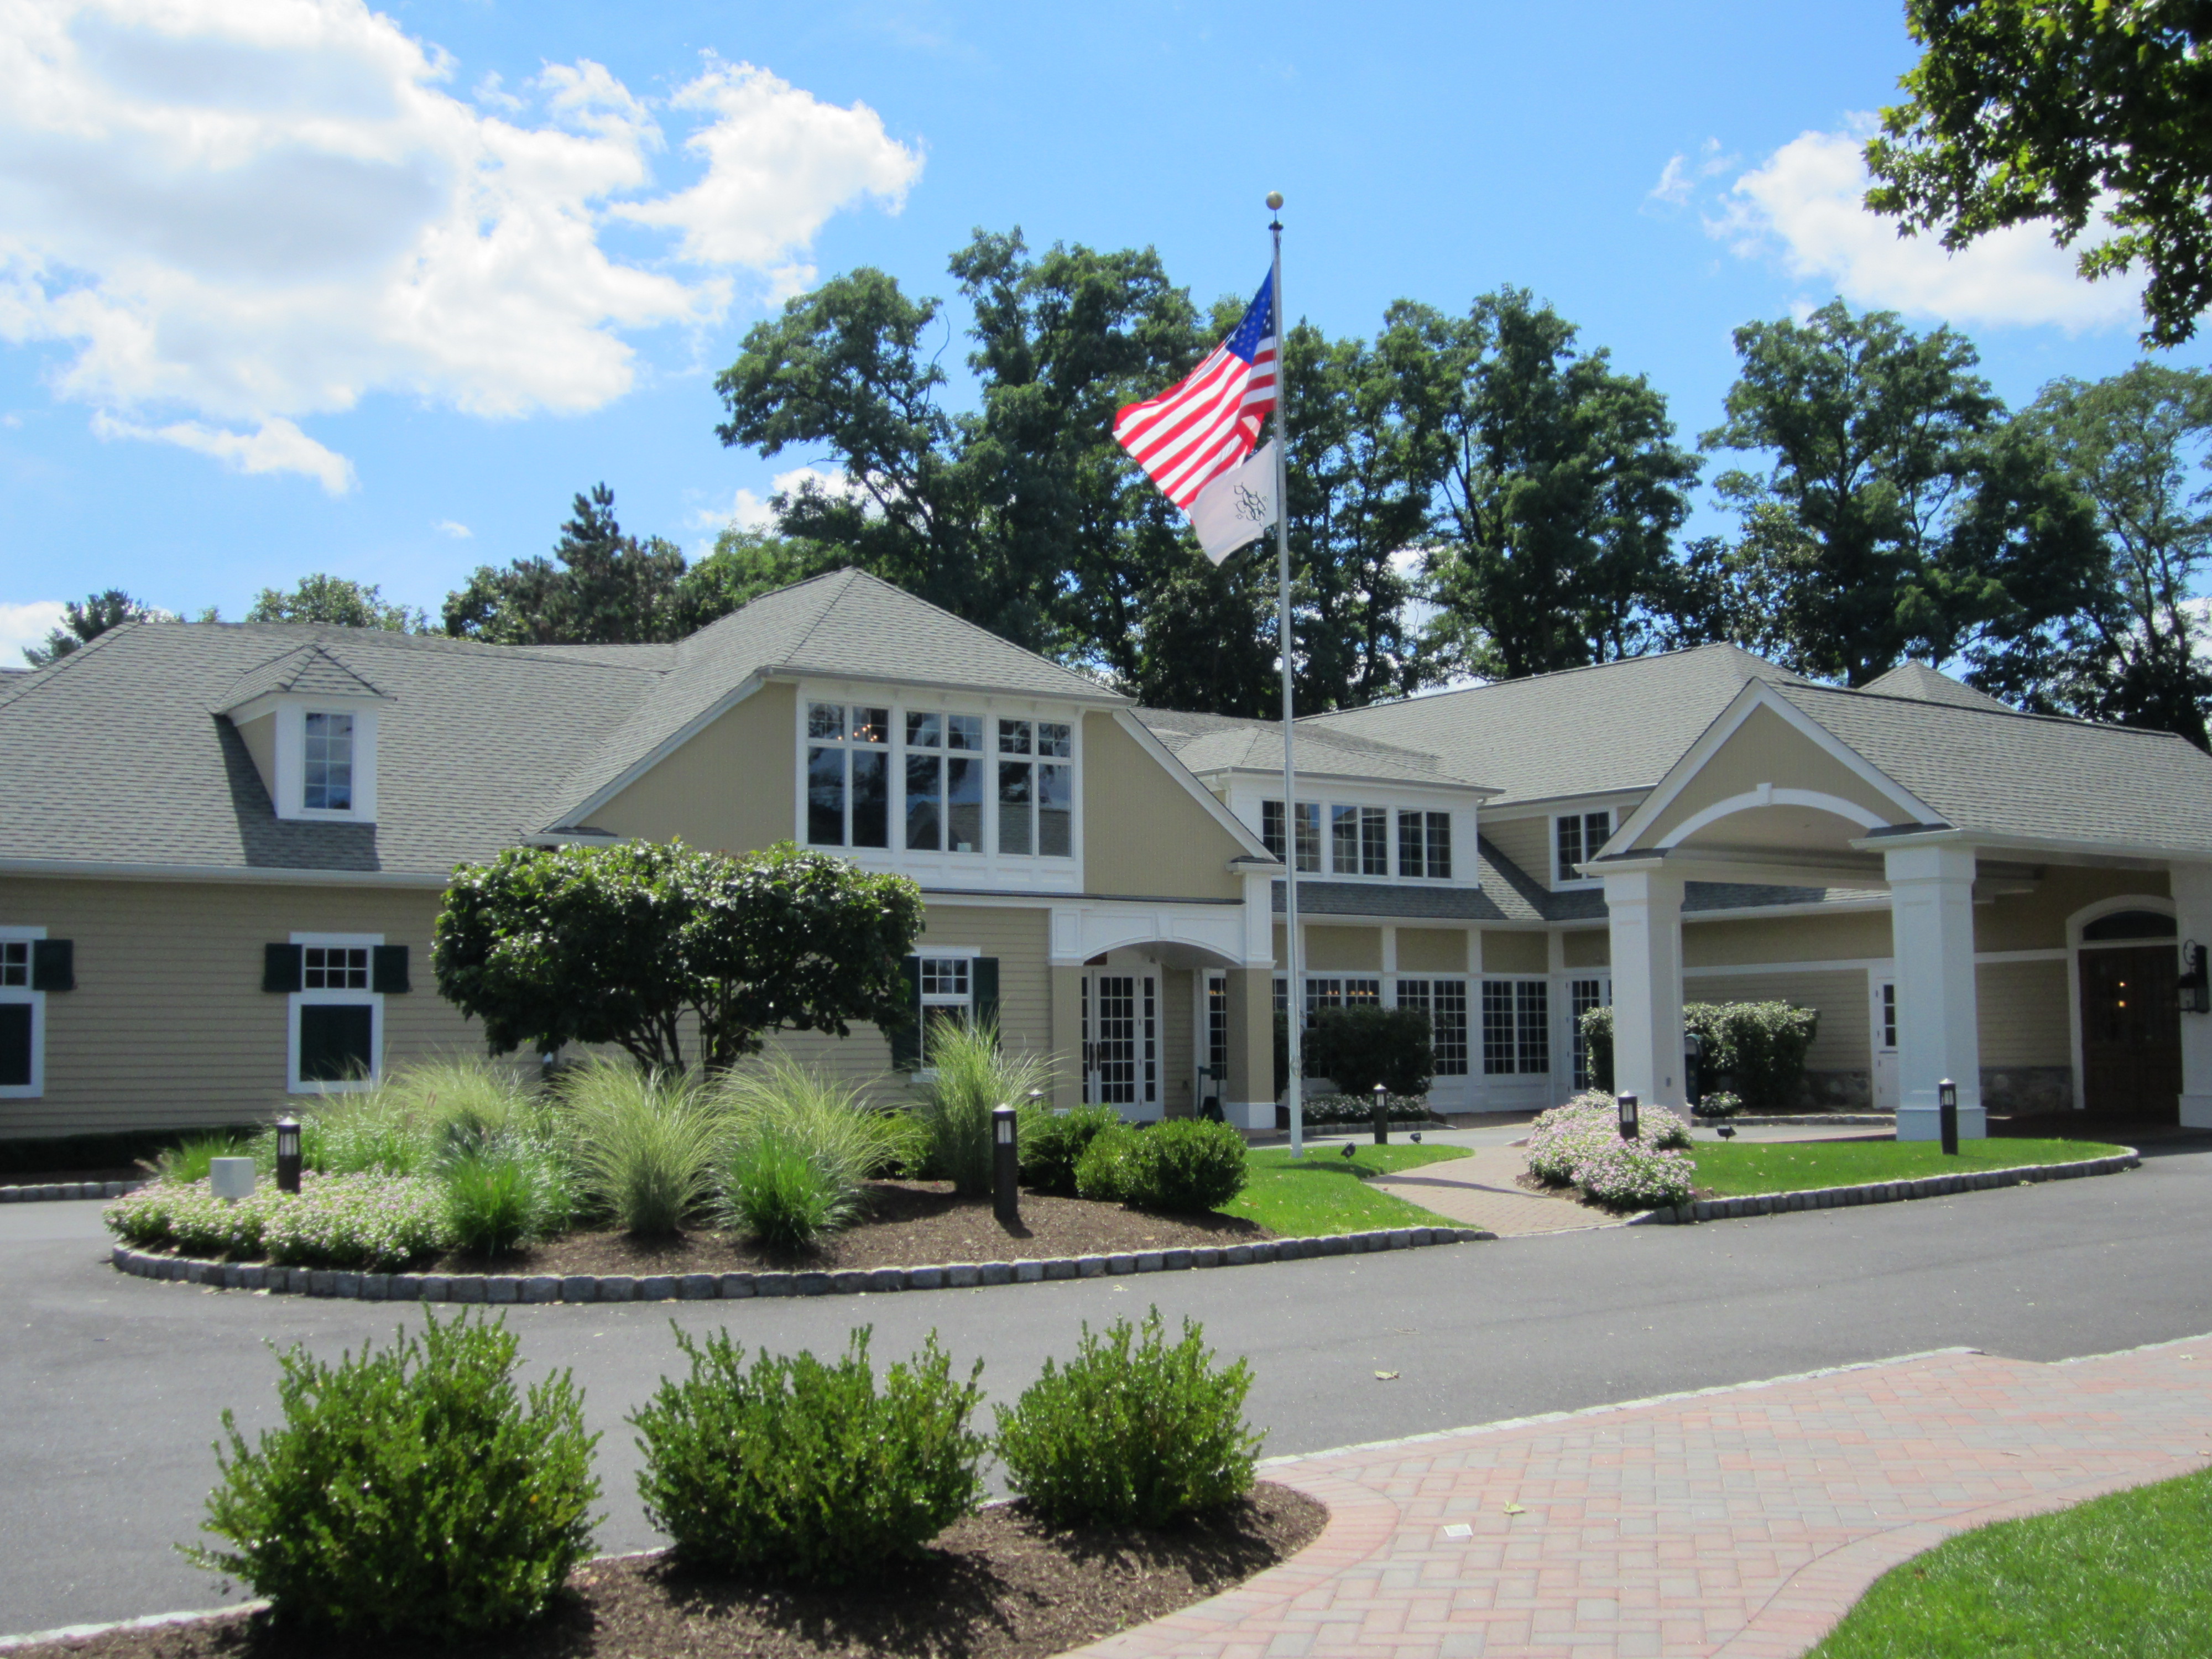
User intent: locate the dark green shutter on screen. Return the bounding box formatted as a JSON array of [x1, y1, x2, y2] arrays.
[[372, 945, 411, 994], [29, 939, 72, 992], [889, 956, 924, 1070], [973, 957, 1000, 1035], [262, 943, 303, 993]]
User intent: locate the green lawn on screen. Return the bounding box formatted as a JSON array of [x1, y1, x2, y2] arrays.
[[1809, 1465, 2212, 1658], [1222, 1143, 1470, 1235], [1692, 1136, 2128, 1197]]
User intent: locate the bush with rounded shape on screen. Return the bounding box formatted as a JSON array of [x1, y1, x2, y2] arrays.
[[995, 1308, 1261, 1527], [1694, 1089, 1745, 1120], [1074, 1123, 1138, 1202], [1304, 1004, 1434, 1097], [188, 1312, 599, 1639], [1570, 1140, 1696, 1209], [1114, 1120, 1249, 1213], [1019, 1102, 1123, 1196], [630, 1324, 985, 1584]]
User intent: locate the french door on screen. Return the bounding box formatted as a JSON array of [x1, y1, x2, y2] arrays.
[[1082, 968, 1160, 1112]]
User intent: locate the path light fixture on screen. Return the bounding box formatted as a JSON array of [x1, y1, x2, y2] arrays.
[[993, 1103, 1020, 1224], [1938, 1079, 1959, 1157], [1619, 1092, 1640, 1141], [274, 1116, 302, 1194], [1371, 1081, 1390, 1146], [1684, 1032, 1704, 1111]]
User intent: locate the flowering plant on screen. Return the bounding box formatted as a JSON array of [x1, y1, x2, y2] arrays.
[[1524, 1090, 1695, 1208], [106, 1172, 450, 1270]]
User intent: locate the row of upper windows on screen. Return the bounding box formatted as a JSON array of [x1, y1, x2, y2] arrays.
[[805, 701, 1075, 859], [1260, 800, 1454, 881]]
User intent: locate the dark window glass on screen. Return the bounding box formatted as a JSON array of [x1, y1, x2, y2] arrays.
[[1481, 980, 1516, 1074], [1360, 807, 1387, 875], [807, 701, 844, 740], [1332, 806, 1360, 874], [1038, 763, 1073, 856], [906, 752, 942, 850], [1263, 800, 1286, 860], [947, 756, 983, 852], [1516, 980, 1550, 1074], [947, 714, 983, 751], [2081, 910, 2177, 941], [1433, 979, 1469, 1076], [852, 707, 889, 744], [1345, 977, 1381, 1007], [851, 750, 889, 847], [300, 1004, 374, 1083], [0, 1003, 29, 1087], [806, 746, 845, 845], [1427, 812, 1453, 879], [1293, 803, 1321, 873], [999, 760, 1033, 854], [1, 940, 30, 988], [1038, 722, 1071, 758], [998, 718, 1032, 754], [1399, 812, 1425, 878], [1556, 814, 1583, 881]]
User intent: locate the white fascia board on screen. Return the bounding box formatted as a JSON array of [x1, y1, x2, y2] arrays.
[[0, 858, 451, 889], [1479, 787, 1650, 817], [773, 665, 1130, 708], [548, 674, 764, 832], [1608, 680, 1939, 859], [1198, 764, 1500, 800], [1110, 710, 1275, 859], [225, 687, 390, 727]]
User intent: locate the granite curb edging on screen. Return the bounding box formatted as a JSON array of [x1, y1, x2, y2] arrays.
[[108, 1224, 1496, 1302], [1636, 1146, 2140, 1225], [1, 1179, 143, 1204]]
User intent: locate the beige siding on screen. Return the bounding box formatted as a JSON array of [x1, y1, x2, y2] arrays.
[[1639, 703, 1906, 846], [1684, 967, 1867, 1072], [1396, 927, 1467, 973], [1082, 713, 1244, 900], [1482, 930, 1547, 974], [1483, 812, 1552, 886], [595, 680, 797, 853], [0, 876, 477, 1139], [1161, 966, 1195, 1117], [1307, 925, 1381, 971], [1563, 929, 1610, 968], [1976, 866, 2169, 953], [1978, 958, 2072, 1067], [1684, 909, 1891, 968]]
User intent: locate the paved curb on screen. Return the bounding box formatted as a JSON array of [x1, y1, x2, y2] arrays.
[[108, 1224, 1495, 1302], [1636, 1146, 2139, 1225], [0, 1179, 142, 1204], [1700, 1113, 1896, 1128]]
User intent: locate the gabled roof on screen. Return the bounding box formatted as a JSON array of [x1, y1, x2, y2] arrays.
[[1306, 644, 1804, 807], [1860, 660, 2013, 713], [215, 642, 392, 713], [1135, 707, 1495, 792]]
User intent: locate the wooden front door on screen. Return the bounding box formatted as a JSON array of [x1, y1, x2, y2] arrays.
[[2079, 946, 2182, 1122]]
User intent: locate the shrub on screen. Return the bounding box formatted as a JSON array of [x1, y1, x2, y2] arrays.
[[1579, 1002, 1821, 1109], [260, 1173, 449, 1270], [188, 1312, 598, 1639], [149, 1132, 251, 1186], [1019, 1102, 1123, 1196], [105, 1178, 274, 1257], [558, 1059, 722, 1235], [1295, 1092, 1432, 1126], [995, 1308, 1261, 1527], [719, 1134, 854, 1251], [630, 1325, 985, 1584], [1524, 1093, 1693, 1209], [1074, 1123, 1138, 1201], [1305, 1005, 1434, 1097], [442, 1145, 567, 1258], [1571, 1139, 1696, 1209], [1114, 1120, 1249, 1213], [917, 1020, 1050, 1197], [1694, 1089, 1745, 1119]]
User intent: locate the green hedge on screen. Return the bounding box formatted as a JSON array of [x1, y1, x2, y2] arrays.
[[1274, 1005, 1434, 1099], [1578, 1001, 1821, 1110]]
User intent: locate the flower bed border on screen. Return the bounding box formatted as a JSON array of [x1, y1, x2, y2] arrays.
[[3, 1180, 143, 1204], [108, 1224, 1492, 1302], [1635, 1146, 2138, 1225]]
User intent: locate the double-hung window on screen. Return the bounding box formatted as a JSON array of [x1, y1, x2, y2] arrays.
[[0, 930, 48, 1096], [302, 712, 354, 811], [918, 957, 972, 1060], [1261, 801, 1322, 872], [1395, 978, 1469, 1076], [1397, 811, 1453, 879], [904, 712, 985, 854], [1481, 978, 1550, 1075], [1569, 976, 1611, 1090], [280, 933, 392, 1092], [997, 719, 1074, 857], [807, 702, 890, 849], [1332, 806, 1388, 876], [1554, 810, 1612, 885]]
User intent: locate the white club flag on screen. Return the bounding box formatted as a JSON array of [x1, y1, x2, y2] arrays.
[[1188, 440, 1278, 565]]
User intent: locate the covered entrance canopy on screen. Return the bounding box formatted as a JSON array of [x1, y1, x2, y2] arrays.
[[1589, 675, 2212, 1140]]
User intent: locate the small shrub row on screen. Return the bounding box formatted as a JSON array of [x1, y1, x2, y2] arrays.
[[1074, 1118, 1249, 1212], [1293, 1092, 1432, 1126], [200, 1306, 1259, 1637]]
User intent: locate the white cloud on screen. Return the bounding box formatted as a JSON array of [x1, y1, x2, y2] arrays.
[[0, 599, 66, 665], [91, 409, 356, 492], [690, 464, 863, 534], [432, 517, 471, 538], [1646, 138, 1734, 210], [1709, 124, 2142, 332], [0, 2, 924, 478]]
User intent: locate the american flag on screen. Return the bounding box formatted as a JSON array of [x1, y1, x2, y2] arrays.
[[1114, 271, 1278, 511]]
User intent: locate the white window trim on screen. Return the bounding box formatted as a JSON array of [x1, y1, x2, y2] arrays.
[[286, 931, 384, 1095], [0, 925, 48, 1099], [1259, 795, 1467, 885], [910, 947, 983, 1080]]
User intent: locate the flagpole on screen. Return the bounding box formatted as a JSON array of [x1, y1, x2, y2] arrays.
[[1268, 192, 1303, 1161]]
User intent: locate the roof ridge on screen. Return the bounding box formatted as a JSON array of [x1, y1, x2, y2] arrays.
[[770, 566, 869, 670], [0, 615, 147, 711], [1305, 641, 1798, 720], [1784, 679, 2197, 743], [784, 567, 1111, 696]]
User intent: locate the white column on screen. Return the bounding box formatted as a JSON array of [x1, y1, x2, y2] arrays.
[[1885, 842, 1984, 1141], [2170, 863, 2212, 1128], [1603, 866, 1686, 1119]]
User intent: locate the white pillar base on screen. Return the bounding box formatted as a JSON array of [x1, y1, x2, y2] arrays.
[[1896, 1103, 1987, 1142], [1228, 1099, 1275, 1131], [2182, 1093, 2212, 1130]]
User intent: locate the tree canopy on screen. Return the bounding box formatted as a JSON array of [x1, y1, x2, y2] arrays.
[[1866, 0, 2212, 347], [445, 484, 692, 645], [247, 575, 426, 632], [431, 840, 924, 1073], [22, 589, 169, 668]]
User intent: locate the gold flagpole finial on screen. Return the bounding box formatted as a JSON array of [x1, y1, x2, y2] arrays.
[[1265, 191, 1284, 210]]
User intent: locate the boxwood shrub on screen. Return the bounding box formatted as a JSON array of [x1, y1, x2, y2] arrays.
[[630, 1324, 985, 1584], [1020, 1102, 1124, 1196], [1115, 1119, 1249, 1213], [188, 1312, 599, 1639]]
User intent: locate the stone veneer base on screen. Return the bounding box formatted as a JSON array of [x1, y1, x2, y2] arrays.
[[1637, 1147, 2139, 1225]]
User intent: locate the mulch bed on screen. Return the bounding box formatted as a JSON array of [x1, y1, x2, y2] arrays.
[[418, 1181, 1271, 1278], [23, 1484, 1325, 1659]]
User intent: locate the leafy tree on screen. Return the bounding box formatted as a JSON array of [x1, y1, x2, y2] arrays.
[[246, 575, 426, 632], [23, 589, 171, 667], [432, 840, 924, 1073], [1866, 1, 2212, 348], [1997, 363, 2212, 743], [674, 526, 848, 631], [443, 485, 687, 645], [1408, 289, 1699, 680], [1700, 299, 2101, 687]]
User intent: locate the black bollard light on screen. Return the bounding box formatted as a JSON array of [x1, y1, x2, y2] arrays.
[[1684, 1032, 1703, 1112], [1938, 1078, 1959, 1156], [274, 1115, 302, 1194], [993, 1103, 1020, 1224], [1371, 1081, 1390, 1145], [1619, 1091, 1640, 1141]]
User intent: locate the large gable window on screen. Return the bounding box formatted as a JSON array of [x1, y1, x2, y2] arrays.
[[997, 719, 1074, 858], [806, 702, 890, 850], [901, 711, 984, 853], [1262, 801, 1322, 873], [1554, 810, 1612, 885]]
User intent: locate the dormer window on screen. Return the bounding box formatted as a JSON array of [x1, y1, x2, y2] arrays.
[[217, 643, 389, 825], [304, 713, 354, 811]]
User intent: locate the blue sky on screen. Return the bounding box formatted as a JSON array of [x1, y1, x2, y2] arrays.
[[0, 0, 2190, 660]]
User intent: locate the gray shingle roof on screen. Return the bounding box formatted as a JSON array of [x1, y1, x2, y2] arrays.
[[1136, 708, 1494, 790], [1307, 644, 1803, 806], [215, 642, 390, 712], [1859, 660, 2013, 712], [1775, 682, 2212, 857]]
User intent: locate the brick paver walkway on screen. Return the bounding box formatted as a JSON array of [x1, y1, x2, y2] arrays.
[[1070, 1336, 2212, 1659], [1369, 1146, 1609, 1237]]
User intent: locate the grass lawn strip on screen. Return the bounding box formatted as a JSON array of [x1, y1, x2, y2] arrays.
[[1692, 1137, 2131, 1198], [1808, 1464, 2212, 1658], [9, 1486, 1325, 1659], [1223, 1144, 1470, 1235]]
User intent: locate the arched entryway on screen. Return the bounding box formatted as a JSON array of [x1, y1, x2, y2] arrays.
[[2072, 901, 2182, 1124]]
